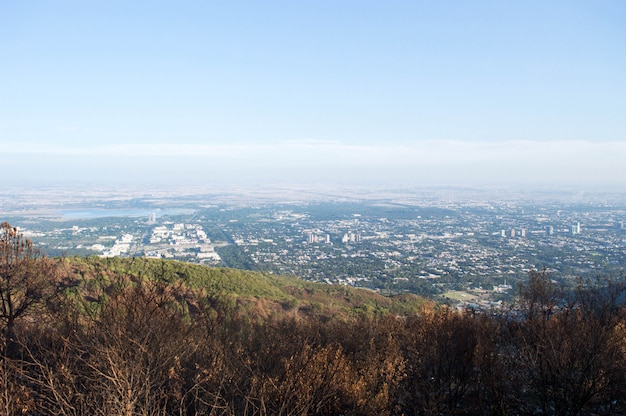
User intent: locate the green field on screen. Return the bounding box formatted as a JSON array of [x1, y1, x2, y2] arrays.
[[442, 290, 481, 302]]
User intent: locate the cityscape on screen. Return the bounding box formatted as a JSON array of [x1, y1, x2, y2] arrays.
[[3, 185, 625, 309], [4, 3, 626, 414]]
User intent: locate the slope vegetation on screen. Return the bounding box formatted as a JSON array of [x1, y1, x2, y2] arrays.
[[60, 256, 432, 320], [2, 221, 625, 416]]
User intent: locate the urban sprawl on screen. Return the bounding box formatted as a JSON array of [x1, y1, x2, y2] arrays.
[[3, 186, 626, 309]]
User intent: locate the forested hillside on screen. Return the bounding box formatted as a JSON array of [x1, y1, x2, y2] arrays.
[[2, 222, 626, 415]]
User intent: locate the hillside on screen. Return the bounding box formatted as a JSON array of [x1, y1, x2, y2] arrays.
[[59, 256, 432, 320], [2, 222, 625, 416]]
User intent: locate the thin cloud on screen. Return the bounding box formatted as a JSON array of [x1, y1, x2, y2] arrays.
[[3, 140, 626, 186], [4, 139, 626, 160]]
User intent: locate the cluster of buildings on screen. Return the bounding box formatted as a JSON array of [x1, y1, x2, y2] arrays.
[[500, 228, 526, 237], [501, 222, 582, 238], [221, 202, 625, 299], [304, 231, 331, 244], [9, 190, 626, 306], [101, 234, 135, 257], [143, 222, 221, 263]]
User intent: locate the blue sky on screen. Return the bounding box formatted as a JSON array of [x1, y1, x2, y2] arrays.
[[1, 1, 625, 187]]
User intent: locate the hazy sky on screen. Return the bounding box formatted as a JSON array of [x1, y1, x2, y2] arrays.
[[2, 1, 625, 188]]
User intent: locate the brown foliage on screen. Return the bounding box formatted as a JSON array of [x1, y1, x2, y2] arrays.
[[512, 272, 626, 416], [0, 244, 625, 416], [0, 222, 56, 354]]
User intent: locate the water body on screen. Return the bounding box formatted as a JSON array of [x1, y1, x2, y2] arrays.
[[59, 208, 195, 219]]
